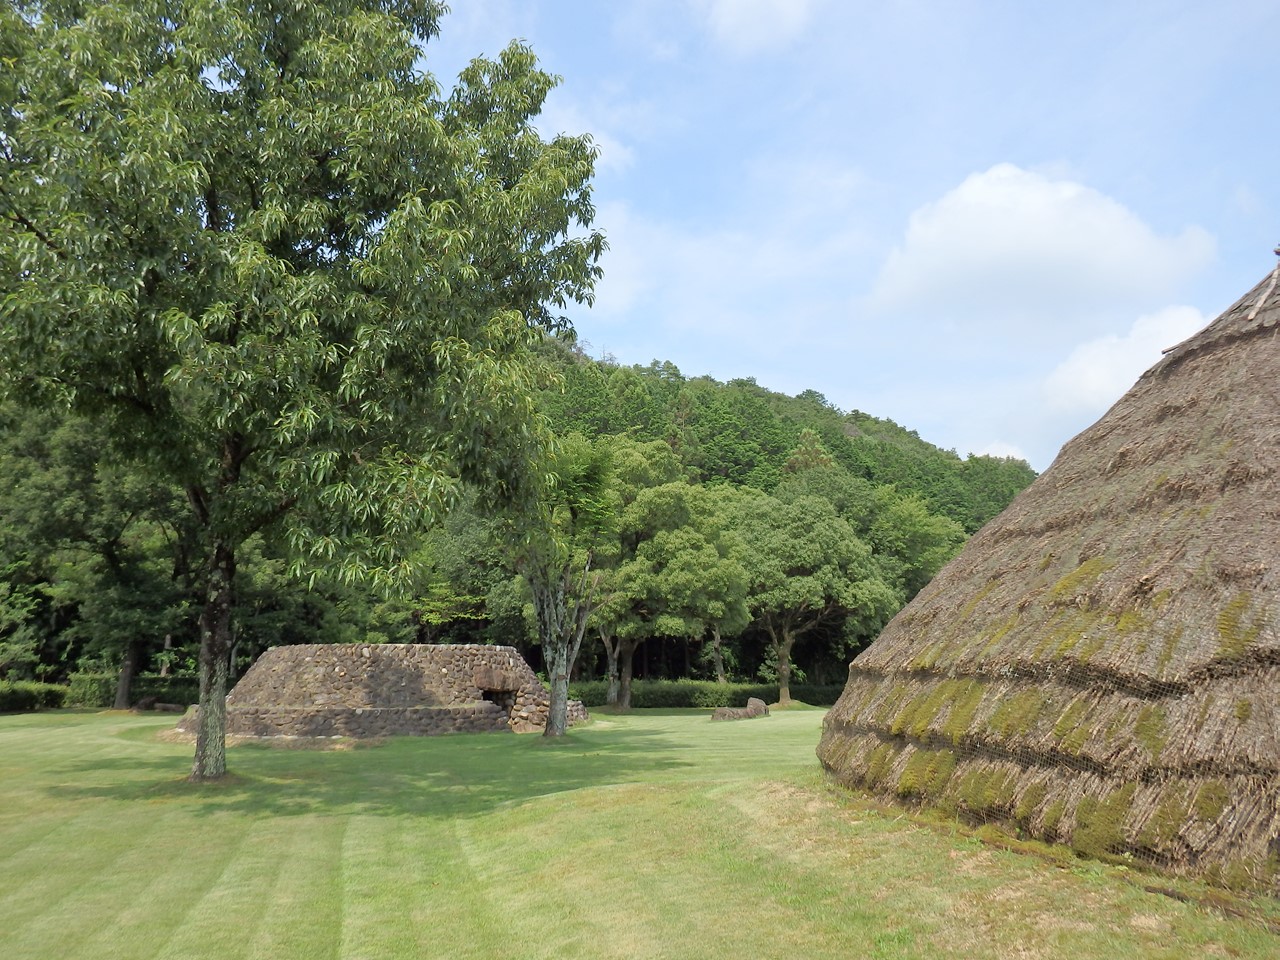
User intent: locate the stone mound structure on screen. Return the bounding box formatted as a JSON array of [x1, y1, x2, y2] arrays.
[[818, 262, 1280, 892], [177, 643, 587, 738]]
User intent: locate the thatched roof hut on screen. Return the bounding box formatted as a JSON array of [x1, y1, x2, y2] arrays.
[[818, 264, 1280, 891]]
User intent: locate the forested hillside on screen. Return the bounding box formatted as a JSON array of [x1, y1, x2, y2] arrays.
[[0, 337, 1034, 706], [539, 338, 1035, 533]]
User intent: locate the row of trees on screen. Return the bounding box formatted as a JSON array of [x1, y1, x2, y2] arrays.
[[0, 2, 1035, 777], [0, 349, 1036, 714], [0, 404, 977, 709]]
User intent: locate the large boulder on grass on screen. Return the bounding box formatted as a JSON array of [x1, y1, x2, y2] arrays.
[[712, 697, 771, 721]]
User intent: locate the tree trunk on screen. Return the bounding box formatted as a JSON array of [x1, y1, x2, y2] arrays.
[[190, 540, 235, 781], [767, 622, 796, 707], [617, 636, 640, 711], [159, 633, 172, 677], [709, 625, 727, 684], [600, 628, 620, 705], [113, 637, 144, 710], [530, 571, 569, 736], [776, 650, 793, 706], [529, 555, 595, 738], [544, 640, 570, 736]]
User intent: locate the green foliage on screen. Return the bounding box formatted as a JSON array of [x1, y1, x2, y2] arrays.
[[0, 575, 43, 679], [0, 680, 66, 711], [65, 673, 117, 708], [783, 428, 835, 474], [676, 378, 796, 489], [537, 351, 1037, 537], [601, 482, 750, 645], [732, 492, 899, 700], [66, 673, 199, 708], [841, 411, 1038, 533], [0, 1, 1041, 708], [0, 403, 195, 682], [567, 679, 844, 708], [511, 434, 615, 734]]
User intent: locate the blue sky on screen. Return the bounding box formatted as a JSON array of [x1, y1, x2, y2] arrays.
[[425, 0, 1277, 470]]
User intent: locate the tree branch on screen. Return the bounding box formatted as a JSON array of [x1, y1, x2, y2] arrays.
[[0, 192, 67, 261]]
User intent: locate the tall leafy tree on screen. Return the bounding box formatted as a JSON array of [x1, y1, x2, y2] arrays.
[[687, 485, 753, 683], [511, 434, 613, 736], [775, 464, 965, 603], [588, 436, 682, 704], [594, 480, 696, 708], [782, 427, 835, 474], [594, 480, 749, 704], [0, 2, 602, 777], [733, 494, 897, 705]]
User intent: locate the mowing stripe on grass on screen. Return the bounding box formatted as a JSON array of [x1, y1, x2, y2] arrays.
[[0, 802, 178, 928], [4, 813, 253, 960], [148, 818, 290, 960], [337, 814, 479, 960], [246, 817, 346, 960], [79, 816, 293, 960], [2, 710, 1277, 960]]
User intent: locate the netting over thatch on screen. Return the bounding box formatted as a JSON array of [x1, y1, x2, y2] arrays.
[[818, 266, 1280, 892]]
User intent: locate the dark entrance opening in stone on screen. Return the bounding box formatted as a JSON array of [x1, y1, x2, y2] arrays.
[[481, 689, 516, 722]]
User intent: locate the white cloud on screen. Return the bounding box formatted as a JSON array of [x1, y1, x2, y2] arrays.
[[846, 165, 1223, 469], [586, 153, 873, 332], [870, 164, 1215, 342], [1043, 305, 1208, 413], [689, 0, 819, 54], [536, 97, 635, 175]]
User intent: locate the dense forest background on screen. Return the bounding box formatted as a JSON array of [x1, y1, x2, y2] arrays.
[[0, 336, 1036, 704]]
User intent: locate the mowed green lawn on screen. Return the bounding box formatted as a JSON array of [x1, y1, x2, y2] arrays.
[[1, 709, 1276, 960]]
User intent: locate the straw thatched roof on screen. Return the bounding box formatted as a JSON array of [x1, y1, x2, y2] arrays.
[[818, 264, 1280, 891]]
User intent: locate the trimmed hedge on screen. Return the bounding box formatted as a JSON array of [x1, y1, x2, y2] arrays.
[[0, 681, 68, 712], [65, 673, 200, 708], [567, 679, 846, 709]]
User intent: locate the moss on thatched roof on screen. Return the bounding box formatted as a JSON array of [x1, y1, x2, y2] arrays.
[[818, 266, 1280, 893]]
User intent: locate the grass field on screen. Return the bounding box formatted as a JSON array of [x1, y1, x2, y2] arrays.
[[1, 707, 1276, 960]]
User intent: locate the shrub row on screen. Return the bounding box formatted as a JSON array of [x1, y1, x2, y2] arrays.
[[65, 673, 201, 708], [0, 681, 68, 712], [51, 675, 845, 711], [567, 679, 846, 709]]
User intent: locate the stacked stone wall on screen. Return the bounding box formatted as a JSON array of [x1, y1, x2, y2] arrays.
[[177, 643, 587, 738]]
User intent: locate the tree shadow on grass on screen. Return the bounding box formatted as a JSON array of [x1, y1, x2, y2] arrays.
[[46, 726, 696, 821]]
